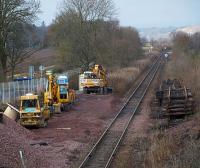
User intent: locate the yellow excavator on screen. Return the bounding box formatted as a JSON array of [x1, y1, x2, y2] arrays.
[[4, 71, 75, 127], [19, 93, 50, 127], [44, 71, 76, 113], [80, 64, 112, 94]]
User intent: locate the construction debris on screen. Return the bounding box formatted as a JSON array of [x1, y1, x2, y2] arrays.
[[4, 103, 20, 121], [152, 79, 195, 120]]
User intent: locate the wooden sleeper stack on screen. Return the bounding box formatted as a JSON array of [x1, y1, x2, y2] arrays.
[[155, 79, 194, 119]]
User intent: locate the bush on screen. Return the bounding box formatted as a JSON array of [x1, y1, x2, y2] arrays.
[[108, 58, 151, 95], [165, 52, 200, 112], [69, 74, 79, 90], [108, 67, 139, 95], [145, 132, 200, 168]]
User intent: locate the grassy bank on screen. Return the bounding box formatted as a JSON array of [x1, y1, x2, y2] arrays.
[[144, 49, 200, 168], [108, 57, 152, 96]]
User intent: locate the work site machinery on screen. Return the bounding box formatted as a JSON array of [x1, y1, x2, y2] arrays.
[[79, 64, 112, 94], [19, 93, 50, 127], [44, 71, 76, 113]]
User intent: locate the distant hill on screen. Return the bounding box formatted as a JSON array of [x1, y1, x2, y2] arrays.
[[138, 25, 200, 41], [176, 25, 200, 35], [138, 27, 177, 40]]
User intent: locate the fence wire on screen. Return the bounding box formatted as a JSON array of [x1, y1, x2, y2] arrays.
[[0, 78, 47, 103]]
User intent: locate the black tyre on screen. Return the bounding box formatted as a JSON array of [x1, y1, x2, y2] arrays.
[[100, 88, 104, 94], [60, 106, 64, 112], [104, 87, 108, 94], [87, 89, 90, 94], [107, 87, 113, 93], [83, 88, 86, 94], [64, 104, 70, 112]]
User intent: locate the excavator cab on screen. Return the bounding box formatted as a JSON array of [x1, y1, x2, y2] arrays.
[[44, 71, 76, 113], [84, 71, 97, 79], [59, 85, 68, 99]]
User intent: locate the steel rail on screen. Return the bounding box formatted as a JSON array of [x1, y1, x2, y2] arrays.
[[105, 60, 160, 168], [79, 57, 161, 168]]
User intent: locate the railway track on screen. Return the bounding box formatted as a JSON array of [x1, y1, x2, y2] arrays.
[[79, 57, 161, 168]]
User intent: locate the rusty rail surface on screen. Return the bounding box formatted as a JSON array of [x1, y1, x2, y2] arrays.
[[79, 57, 161, 168]]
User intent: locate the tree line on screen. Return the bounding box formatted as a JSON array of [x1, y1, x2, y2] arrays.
[[173, 32, 200, 55], [0, 0, 143, 81], [46, 0, 143, 71]]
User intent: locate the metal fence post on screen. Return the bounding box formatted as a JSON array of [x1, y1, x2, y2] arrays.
[[13, 82, 16, 102], [2, 83, 4, 103], [36, 79, 39, 94], [8, 82, 11, 103], [23, 80, 25, 95], [28, 80, 29, 93], [17, 81, 20, 98], [40, 78, 42, 89]]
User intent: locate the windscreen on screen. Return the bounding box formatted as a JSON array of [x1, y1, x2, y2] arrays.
[[60, 85, 68, 99], [22, 99, 37, 109], [84, 73, 97, 79]]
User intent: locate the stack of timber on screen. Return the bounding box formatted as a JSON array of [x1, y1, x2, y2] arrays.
[[154, 79, 194, 119]]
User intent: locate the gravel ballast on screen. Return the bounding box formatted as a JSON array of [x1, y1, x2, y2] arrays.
[[0, 116, 50, 168]]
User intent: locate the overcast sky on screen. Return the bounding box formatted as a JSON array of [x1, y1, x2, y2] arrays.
[[38, 0, 200, 28]]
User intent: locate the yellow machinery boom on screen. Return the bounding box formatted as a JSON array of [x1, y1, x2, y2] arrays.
[[80, 64, 112, 94], [44, 71, 76, 113]]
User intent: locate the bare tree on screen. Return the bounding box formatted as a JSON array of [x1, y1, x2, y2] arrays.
[[59, 0, 116, 69], [0, 0, 40, 80], [63, 0, 115, 21], [7, 48, 40, 80], [172, 32, 190, 54], [6, 23, 40, 79], [49, 0, 143, 70]]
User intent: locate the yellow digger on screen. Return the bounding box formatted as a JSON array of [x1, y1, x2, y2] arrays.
[[44, 71, 76, 113], [79, 64, 112, 94], [19, 93, 50, 127], [4, 71, 75, 127]]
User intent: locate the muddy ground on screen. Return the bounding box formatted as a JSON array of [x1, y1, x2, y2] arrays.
[[30, 94, 121, 168]]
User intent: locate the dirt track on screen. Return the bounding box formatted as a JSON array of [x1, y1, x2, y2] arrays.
[[30, 94, 120, 168]]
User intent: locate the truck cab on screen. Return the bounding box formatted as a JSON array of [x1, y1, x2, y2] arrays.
[[79, 65, 110, 94], [82, 71, 104, 93]]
